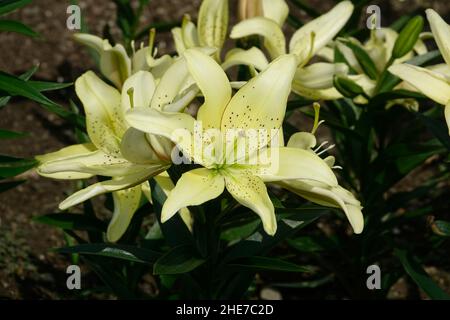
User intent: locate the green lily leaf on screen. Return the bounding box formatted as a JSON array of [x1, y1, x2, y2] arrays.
[[0, 0, 31, 15], [33, 213, 107, 232], [340, 39, 378, 80], [153, 244, 205, 275], [287, 236, 337, 253], [0, 154, 37, 178], [0, 19, 38, 37], [334, 75, 366, 98], [27, 80, 73, 92], [0, 65, 38, 108], [223, 207, 329, 262], [0, 71, 84, 128], [417, 112, 450, 150], [228, 256, 313, 273], [395, 249, 450, 300], [57, 243, 161, 265], [0, 129, 28, 139]]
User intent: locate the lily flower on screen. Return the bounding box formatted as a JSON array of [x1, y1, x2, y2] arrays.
[[336, 27, 427, 105], [74, 29, 173, 88], [126, 49, 360, 235], [36, 56, 198, 241], [388, 9, 450, 134], [229, 1, 354, 100], [172, 0, 228, 61], [275, 104, 364, 234]]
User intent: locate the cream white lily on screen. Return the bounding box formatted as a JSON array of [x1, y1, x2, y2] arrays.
[[335, 26, 427, 105], [172, 0, 228, 61], [230, 1, 354, 100], [275, 105, 363, 234], [36, 57, 199, 241], [126, 49, 359, 235], [388, 9, 450, 134], [74, 29, 173, 88]]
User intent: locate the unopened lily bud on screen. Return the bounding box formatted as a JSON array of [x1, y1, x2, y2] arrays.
[[238, 0, 263, 21]]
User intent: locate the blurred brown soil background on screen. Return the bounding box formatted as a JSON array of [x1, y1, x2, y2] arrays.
[[0, 0, 448, 299]]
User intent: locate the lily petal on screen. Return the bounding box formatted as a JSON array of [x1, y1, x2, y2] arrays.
[[230, 17, 286, 59], [225, 171, 276, 235], [59, 165, 168, 210], [75, 71, 124, 155], [107, 185, 142, 242], [221, 47, 269, 71], [36, 144, 96, 180], [258, 147, 338, 186], [154, 173, 194, 231], [132, 47, 150, 74], [184, 49, 232, 129], [183, 20, 200, 49], [150, 57, 192, 110], [262, 0, 289, 26], [39, 149, 149, 177], [221, 54, 297, 134], [426, 9, 450, 66], [73, 33, 106, 54], [172, 27, 187, 54], [161, 168, 225, 223], [295, 62, 348, 90], [287, 132, 317, 150], [125, 107, 195, 142], [388, 64, 450, 105], [289, 1, 354, 63], [198, 0, 229, 55], [100, 43, 131, 88], [280, 180, 363, 234], [120, 128, 161, 164], [292, 83, 343, 100], [121, 71, 156, 113]]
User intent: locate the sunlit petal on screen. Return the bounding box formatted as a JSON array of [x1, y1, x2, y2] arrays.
[[262, 0, 289, 26], [258, 147, 338, 186], [287, 132, 317, 150], [295, 62, 348, 90], [225, 171, 276, 235], [280, 180, 363, 233], [120, 128, 161, 164], [38, 149, 149, 177], [75, 71, 124, 155], [426, 9, 450, 66], [36, 144, 96, 180], [59, 165, 168, 210], [221, 47, 269, 71], [184, 49, 232, 129], [290, 1, 354, 61], [100, 44, 131, 88], [125, 107, 195, 141], [221, 54, 297, 134], [198, 0, 229, 55], [107, 185, 142, 242], [150, 57, 193, 110], [161, 168, 225, 223], [121, 71, 156, 114], [230, 17, 286, 59], [388, 64, 450, 105]]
